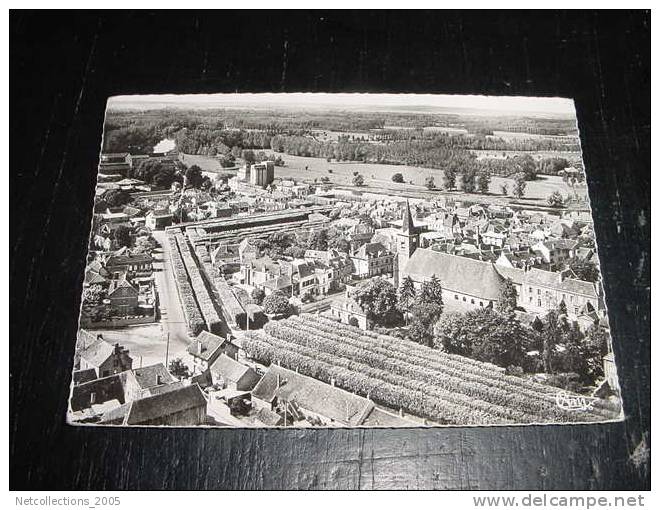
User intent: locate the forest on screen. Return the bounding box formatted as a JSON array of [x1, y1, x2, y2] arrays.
[[102, 107, 580, 180]]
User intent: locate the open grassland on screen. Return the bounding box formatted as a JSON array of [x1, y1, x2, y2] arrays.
[[180, 152, 587, 205], [274, 153, 585, 202]]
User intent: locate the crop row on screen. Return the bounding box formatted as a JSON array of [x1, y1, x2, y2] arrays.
[[264, 319, 607, 423], [305, 315, 619, 417], [174, 233, 223, 335], [297, 315, 617, 417], [166, 233, 205, 336], [244, 332, 500, 425], [313, 314, 618, 412]]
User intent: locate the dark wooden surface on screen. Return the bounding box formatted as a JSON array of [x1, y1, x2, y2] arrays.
[[10, 11, 650, 490]]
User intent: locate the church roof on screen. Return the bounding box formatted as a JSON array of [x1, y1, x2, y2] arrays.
[[401, 200, 417, 234], [403, 249, 505, 300]]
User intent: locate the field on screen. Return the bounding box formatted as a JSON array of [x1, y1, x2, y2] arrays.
[[179, 151, 587, 205], [273, 153, 583, 202], [243, 314, 620, 426]]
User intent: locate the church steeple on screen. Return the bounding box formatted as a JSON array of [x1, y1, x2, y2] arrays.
[[401, 199, 416, 234], [395, 199, 420, 286]]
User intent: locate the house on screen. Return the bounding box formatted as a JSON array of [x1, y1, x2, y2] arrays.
[[99, 153, 132, 175], [238, 238, 260, 264], [187, 331, 239, 374], [78, 336, 133, 379], [209, 354, 261, 391], [349, 242, 394, 279], [122, 363, 179, 402], [112, 384, 208, 426], [73, 362, 183, 417], [105, 252, 153, 278], [427, 212, 461, 238], [520, 268, 603, 321], [403, 249, 504, 310], [346, 223, 375, 250], [211, 243, 240, 267], [329, 287, 369, 330], [304, 249, 352, 289], [145, 209, 173, 230], [532, 239, 578, 266], [107, 278, 139, 315], [251, 365, 375, 427]]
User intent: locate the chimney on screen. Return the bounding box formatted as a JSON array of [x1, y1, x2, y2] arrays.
[[157, 375, 162, 385], [197, 342, 203, 355]]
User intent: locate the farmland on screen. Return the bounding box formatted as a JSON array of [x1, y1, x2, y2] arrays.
[[243, 314, 620, 426], [272, 153, 584, 203]]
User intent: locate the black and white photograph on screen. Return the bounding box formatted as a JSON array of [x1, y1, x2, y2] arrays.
[[11, 9, 650, 493], [68, 93, 623, 428]]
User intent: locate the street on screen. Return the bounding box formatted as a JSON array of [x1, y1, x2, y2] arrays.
[[151, 230, 193, 362]]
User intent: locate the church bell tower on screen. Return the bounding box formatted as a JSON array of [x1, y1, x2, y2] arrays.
[[395, 200, 420, 286]]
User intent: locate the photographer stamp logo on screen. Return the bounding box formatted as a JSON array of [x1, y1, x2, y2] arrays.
[[555, 391, 598, 412]]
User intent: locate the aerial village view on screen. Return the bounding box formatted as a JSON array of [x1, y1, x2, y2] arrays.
[[68, 93, 623, 428]]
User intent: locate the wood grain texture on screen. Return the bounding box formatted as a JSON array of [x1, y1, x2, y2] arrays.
[[10, 11, 650, 490]]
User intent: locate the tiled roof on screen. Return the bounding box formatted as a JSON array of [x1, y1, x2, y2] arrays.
[[251, 365, 374, 426], [403, 249, 504, 300], [131, 363, 175, 389], [187, 331, 226, 361], [124, 383, 207, 425], [80, 338, 115, 368], [494, 266, 526, 285], [210, 354, 254, 384], [106, 253, 153, 266], [73, 368, 97, 385], [353, 242, 390, 259]]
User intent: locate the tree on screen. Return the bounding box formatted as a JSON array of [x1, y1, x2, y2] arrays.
[[477, 172, 491, 194], [460, 168, 477, 193], [353, 173, 365, 186], [443, 167, 457, 190], [569, 258, 601, 283], [558, 299, 568, 316], [512, 172, 527, 199], [582, 324, 610, 384], [262, 291, 291, 315], [418, 275, 444, 310], [153, 167, 177, 189], [114, 225, 132, 248], [82, 284, 105, 306], [242, 149, 256, 164], [397, 276, 417, 323], [185, 164, 204, 188], [251, 287, 266, 306], [104, 189, 132, 208], [168, 358, 191, 380], [391, 172, 404, 183], [541, 310, 563, 373], [515, 154, 538, 180], [307, 229, 328, 251], [424, 176, 435, 189], [496, 278, 518, 313], [409, 302, 443, 346], [547, 191, 564, 208], [434, 308, 532, 369], [134, 235, 156, 253], [354, 278, 400, 326]]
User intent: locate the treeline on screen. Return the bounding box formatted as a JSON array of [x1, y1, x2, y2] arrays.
[[371, 129, 580, 152]]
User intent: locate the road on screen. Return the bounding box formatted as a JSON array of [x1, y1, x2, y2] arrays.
[[151, 230, 192, 359]]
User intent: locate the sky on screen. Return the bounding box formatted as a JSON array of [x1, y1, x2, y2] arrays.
[[107, 93, 576, 117]]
